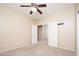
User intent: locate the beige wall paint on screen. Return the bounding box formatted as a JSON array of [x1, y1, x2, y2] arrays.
[[37, 6, 76, 51], [0, 5, 34, 52]]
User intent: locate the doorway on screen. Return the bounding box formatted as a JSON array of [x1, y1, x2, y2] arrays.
[[37, 24, 48, 43], [37, 25, 43, 41]]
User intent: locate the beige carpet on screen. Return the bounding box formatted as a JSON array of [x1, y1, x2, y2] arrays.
[[0, 40, 76, 56]]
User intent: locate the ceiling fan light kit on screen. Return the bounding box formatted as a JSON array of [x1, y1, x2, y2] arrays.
[[31, 7, 37, 12]]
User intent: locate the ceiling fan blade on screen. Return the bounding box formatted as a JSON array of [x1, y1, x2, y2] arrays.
[[38, 4, 47, 7], [30, 11, 33, 14], [20, 5, 31, 7], [37, 8, 42, 14]]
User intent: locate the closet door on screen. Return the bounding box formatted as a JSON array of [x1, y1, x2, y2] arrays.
[[48, 22, 57, 47]]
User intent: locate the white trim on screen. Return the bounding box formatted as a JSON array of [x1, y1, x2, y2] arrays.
[[77, 14, 79, 56], [32, 25, 37, 45], [0, 45, 32, 53]]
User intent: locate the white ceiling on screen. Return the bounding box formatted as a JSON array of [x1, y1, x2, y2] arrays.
[[0, 3, 75, 20]]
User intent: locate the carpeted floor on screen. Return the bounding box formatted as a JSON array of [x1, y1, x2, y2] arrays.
[[0, 40, 76, 56]]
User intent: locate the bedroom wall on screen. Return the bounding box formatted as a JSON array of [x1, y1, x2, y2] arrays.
[[0, 5, 34, 53]]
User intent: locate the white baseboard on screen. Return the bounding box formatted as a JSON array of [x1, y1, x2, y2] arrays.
[[58, 47, 75, 52], [0, 45, 32, 53]]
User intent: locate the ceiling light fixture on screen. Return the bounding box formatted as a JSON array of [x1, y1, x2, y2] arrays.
[[31, 7, 37, 12]]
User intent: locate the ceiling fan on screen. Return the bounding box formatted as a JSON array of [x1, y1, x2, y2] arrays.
[[20, 3, 47, 14]]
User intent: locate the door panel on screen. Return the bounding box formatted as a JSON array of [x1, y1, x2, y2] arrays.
[[48, 22, 57, 47]]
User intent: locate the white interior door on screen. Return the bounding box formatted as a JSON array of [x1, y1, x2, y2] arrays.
[[48, 22, 57, 47], [32, 25, 37, 45], [77, 14, 79, 56]]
